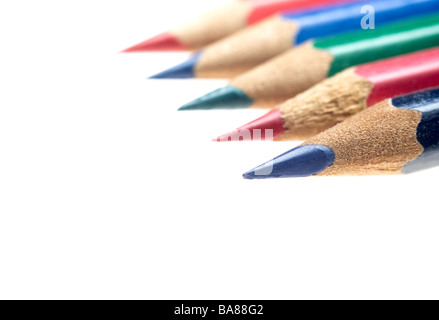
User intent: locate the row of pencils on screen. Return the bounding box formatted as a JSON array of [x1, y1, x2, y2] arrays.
[[124, 0, 439, 179]]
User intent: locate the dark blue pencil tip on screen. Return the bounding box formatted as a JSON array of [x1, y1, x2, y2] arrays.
[[178, 86, 254, 111], [243, 145, 335, 179], [149, 53, 202, 79]]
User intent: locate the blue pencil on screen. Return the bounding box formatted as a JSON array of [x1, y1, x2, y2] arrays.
[[151, 0, 439, 79], [244, 88, 439, 178]]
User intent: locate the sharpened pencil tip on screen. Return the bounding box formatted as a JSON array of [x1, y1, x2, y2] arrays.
[[242, 172, 253, 179], [214, 109, 285, 141], [179, 86, 253, 111], [243, 145, 335, 179], [122, 32, 187, 52], [149, 53, 201, 79]]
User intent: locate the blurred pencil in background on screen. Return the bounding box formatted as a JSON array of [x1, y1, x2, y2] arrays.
[[180, 12, 439, 110], [152, 0, 439, 79], [215, 47, 439, 141], [123, 0, 351, 52], [243, 88, 439, 179]]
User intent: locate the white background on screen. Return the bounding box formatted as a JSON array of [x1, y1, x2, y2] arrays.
[[0, 0, 438, 300]]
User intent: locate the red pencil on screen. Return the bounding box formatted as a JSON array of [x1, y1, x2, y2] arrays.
[[216, 47, 439, 142], [123, 0, 354, 52]]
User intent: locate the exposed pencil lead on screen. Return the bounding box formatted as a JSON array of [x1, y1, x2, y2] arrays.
[[215, 109, 285, 142], [178, 86, 253, 111], [243, 145, 335, 179], [149, 53, 202, 79], [122, 32, 187, 53]]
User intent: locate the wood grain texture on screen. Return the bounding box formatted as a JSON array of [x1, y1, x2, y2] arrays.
[[305, 100, 424, 176], [196, 16, 298, 78], [172, 0, 251, 50], [231, 43, 333, 108], [277, 68, 373, 141]]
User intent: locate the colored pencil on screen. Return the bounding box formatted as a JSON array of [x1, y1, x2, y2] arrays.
[[123, 0, 347, 52], [152, 0, 439, 79], [216, 47, 439, 142], [243, 88, 439, 179], [179, 12, 439, 111]]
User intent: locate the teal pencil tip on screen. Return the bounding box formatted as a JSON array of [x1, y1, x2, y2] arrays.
[[178, 86, 253, 111]]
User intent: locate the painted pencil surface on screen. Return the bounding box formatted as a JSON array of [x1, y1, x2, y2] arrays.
[[153, 0, 439, 79], [216, 47, 439, 142], [123, 0, 346, 52], [243, 88, 439, 179], [181, 12, 439, 110]]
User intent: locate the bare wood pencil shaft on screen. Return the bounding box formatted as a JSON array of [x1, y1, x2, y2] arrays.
[[196, 16, 299, 78], [306, 100, 423, 176], [231, 43, 333, 108], [172, 1, 251, 50], [278, 68, 373, 140]]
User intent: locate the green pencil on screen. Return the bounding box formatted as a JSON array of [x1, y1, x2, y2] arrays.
[[180, 12, 439, 111]]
